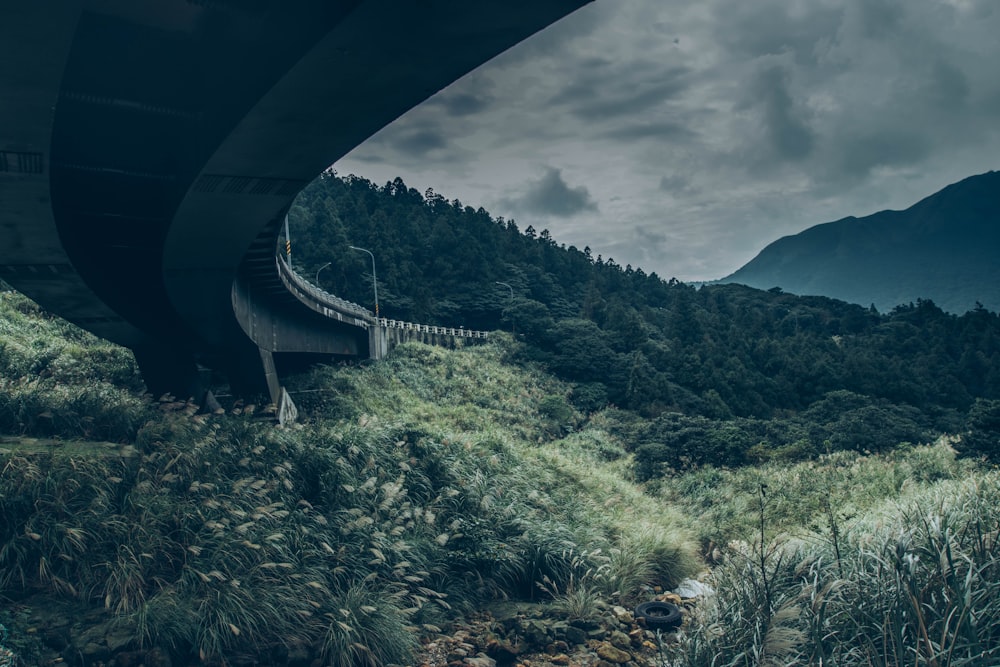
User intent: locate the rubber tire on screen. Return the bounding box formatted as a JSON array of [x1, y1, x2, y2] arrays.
[[634, 601, 682, 630]]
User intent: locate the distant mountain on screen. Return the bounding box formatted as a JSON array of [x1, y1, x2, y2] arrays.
[[721, 171, 1000, 314]]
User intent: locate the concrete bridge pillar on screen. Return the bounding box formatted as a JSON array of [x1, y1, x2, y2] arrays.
[[369, 324, 389, 360]]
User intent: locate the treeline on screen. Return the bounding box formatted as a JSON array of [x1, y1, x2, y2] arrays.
[[288, 172, 1000, 434]]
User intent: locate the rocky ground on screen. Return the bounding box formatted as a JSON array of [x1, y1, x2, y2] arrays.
[[414, 593, 695, 667], [0, 591, 701, 666]]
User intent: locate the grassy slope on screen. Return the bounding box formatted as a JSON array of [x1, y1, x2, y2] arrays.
[[2, 289, 998, 666], [0, 291, 701, 663]]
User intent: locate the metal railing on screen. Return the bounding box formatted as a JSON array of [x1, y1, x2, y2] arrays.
[[277, 253, 373, 322], [276, 253, 489, 340], [376, 318, 489, 339]]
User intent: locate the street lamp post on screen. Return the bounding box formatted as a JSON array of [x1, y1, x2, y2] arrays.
[[495, 281, 514, 334], [349, 245, 379, 319], [315, 261, 332, 285]]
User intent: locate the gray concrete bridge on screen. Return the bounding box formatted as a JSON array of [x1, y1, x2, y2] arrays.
[[0, 0, 590, 411]]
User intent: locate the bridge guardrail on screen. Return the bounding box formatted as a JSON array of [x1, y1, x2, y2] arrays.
[[276, 254, 489, 340], [277, 253, 373, 323]]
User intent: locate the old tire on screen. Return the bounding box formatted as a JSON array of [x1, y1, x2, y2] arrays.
[[634, 601, 682, 630]]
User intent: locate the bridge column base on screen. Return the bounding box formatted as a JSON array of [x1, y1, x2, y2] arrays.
[[257, 347, 297, 425], [133, 344, 204, 403]]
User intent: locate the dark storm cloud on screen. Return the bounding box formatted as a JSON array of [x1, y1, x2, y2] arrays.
[[440, 92, 493, 116], [835, 127, 932, 177], [713, 2, 844, 66], [753, 65, 814, 161], [392, 128, 447, 157], [925, 58, 971, 110], [505, 168, 598, 217], [601, 119, 692, 142], [551, 64, 691, 122]]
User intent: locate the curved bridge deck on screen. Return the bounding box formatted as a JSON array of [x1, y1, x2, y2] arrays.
[[0, 0, 590, 412]]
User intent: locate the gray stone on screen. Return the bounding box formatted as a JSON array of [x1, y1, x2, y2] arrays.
[[596, 643, 632, 664], [609, 631, 631, 651], [564, 626, 587, 646], [465, 654, 497, 667]]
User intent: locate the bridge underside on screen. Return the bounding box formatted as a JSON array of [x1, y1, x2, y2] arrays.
[[0, 0, 591, 406]]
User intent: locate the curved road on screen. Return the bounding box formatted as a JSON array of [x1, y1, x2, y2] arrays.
[[0, 0, 591, 400]]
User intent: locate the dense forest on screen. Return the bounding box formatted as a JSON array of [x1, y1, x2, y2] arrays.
[[288, 171, 1000, 466]]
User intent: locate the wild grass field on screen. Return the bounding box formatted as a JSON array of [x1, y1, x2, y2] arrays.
[[1, 289, 998, 666]]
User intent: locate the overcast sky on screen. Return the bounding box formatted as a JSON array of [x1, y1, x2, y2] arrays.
[[334, 0, 1000, 282]]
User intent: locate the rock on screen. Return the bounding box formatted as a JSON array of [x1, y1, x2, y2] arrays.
[[79, 641, 108, 661], [627, 629, 645, 646], [609, 631, 631, 651], [564, 626, 587, 646], [485, 638, 521, 663], [523, 620, 549, 646], [569, 618, 602, 631], [550, 654, 571, 665], [42, 626, 71, 651], [549, 620, 569, 639], [611, 606, 631, 623], [106, 626, 134, 652], [596, 642, 632, 664], [673, 578, 714, 599], [466, 654, 497, 667], [586, 628, 606, 640], [548, 640, 569, 654], [114, 650, 144, 667], [146, 646, 173, 667]]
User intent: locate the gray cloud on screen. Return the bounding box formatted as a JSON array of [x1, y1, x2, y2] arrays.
[[505, 167, 598, 217], [856, 0, 905, 40], [659, 174, 697, 195], [334, 0, 1000, 281]]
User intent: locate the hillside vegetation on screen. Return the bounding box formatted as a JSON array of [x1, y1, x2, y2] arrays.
[[2, 288, 1000, 666], [288, 172, 1000, 432], [1, 289, 702, 664]]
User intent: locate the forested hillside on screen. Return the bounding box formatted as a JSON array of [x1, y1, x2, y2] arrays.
[[288, 171, 1000, 437], [722, 170, 1000, 314]]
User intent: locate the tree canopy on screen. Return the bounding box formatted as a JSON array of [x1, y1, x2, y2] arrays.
[[288, 172, 1000, 465]]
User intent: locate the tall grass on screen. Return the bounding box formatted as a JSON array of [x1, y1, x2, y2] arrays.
[[0, 291, 149, 440], [668, 471, 1000, 667], [2, 334, 704, 663], [660, 442, 976, 549]]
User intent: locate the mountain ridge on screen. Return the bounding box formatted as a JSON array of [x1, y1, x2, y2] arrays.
[[721, 170, 1000, 313]]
